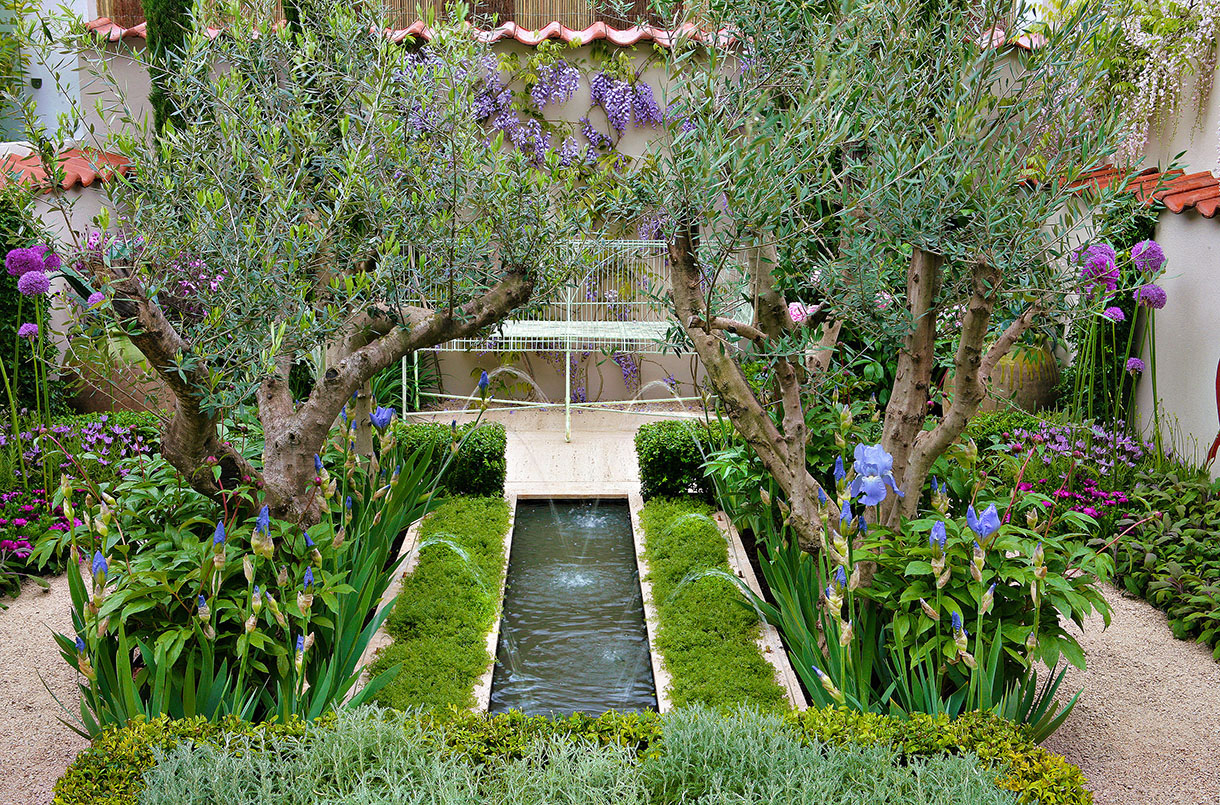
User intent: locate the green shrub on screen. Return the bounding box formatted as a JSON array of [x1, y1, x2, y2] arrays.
[[1104, 470, 1220, 660], [965, 409, 1048, 450], [640, 497, 786, 710], [370, 496, 510, 711], [396, 421, 507, 496], [56, 705, 1090, 805], [635, 421, 721, 500]]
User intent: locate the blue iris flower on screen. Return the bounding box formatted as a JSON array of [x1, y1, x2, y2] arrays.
[[817, 487, 827, 505], [951, 611, 962, 633], [370, 406, 395, 431], [91, 551, 107, 577], [930, 520, 947, 551], [848, 443, 904, 506], [213, 521, 225, 545], [314, 454, 323, 472], [75, 636, 85, 653], [198, 594, 207, 609], [834, 566, 847, 589], [834, 456, 846, 484], [840, 496, 852, 524], [303, 567, 314, 590], [296, 635, 305, 653], [967, 504, 1001, 539], [478, 370, 490, 396], [257, 505, 270, 535], [304, 531, 316, 548]]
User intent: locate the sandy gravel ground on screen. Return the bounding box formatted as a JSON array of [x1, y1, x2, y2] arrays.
[[0, 574, 87, 805], [1043, 584, 1220, 805]]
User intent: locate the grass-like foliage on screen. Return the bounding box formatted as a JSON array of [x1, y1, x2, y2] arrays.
[[370, 497, 510, 711], [131, 706, 1017, 805], [640, 498, 786, 710]]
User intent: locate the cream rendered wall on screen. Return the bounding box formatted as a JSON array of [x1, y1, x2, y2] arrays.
[[1133, 210, 1220, 470]]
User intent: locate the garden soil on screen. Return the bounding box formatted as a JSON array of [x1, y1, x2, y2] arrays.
[[1044, 584, 1220, 804], [0, 574, 87, 805]]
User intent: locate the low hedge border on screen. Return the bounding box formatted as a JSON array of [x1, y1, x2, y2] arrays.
[[367, 496, 511, 711], [640, 497, 787, 710], [634, 421, 722, 501], [55, 706, 1090, 804], [396, 421, 507, 496]]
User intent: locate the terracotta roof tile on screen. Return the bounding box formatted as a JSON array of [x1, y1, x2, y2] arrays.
[[1072, 165, 1220, 218], [0, 149, 128, 191], [86, 16, 724, 47]]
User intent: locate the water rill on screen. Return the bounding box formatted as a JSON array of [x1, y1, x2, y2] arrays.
[[490, 499, 656, 715]]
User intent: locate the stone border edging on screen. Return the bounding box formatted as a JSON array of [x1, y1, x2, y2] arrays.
[[628, 491, 674, 713], [473, 494, 518, 712], [713, 511, 808, 711]]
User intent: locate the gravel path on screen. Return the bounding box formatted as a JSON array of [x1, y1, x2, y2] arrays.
[[1043, 584, 1220, 804], [0, 575, 87, 805]]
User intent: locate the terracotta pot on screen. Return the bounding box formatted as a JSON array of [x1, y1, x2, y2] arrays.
[[980, 344, 1061, 413]]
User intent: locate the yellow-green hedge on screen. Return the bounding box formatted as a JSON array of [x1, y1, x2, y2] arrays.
[[55, 706, 1090, 805]]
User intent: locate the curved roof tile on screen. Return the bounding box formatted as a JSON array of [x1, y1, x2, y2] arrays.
[[1072, 165, 1220, 219], [0, 149, 128, 191]]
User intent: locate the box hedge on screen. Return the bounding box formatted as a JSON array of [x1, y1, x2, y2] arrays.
[[395, 421, 507, 496], [55, 705, 1091, 805], [634, 420, 722, 500]]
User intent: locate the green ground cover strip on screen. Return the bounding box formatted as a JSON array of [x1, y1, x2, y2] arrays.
[[56, 706, 1092, 805], [369, 496, 511, 711], [639, 497, 787, 710]]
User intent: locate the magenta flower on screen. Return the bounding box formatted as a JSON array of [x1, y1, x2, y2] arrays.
[[1130, 240, 1165, 273], [1126, 357, 1145, 375], [1134, 283, 1167, 309], [788, 302, 809, 323], [5, 247, 42, 277], [16, 271, 50, 296], [17, 323, 37, 339], [1102, 306, 1125, 322]]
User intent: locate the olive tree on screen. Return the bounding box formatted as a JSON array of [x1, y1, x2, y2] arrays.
[[631, 0, 1127, 541], [28, 1, 584, 523]]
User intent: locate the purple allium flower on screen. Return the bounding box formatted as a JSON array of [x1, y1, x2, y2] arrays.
[[17, 323, 37, 339], [1130, 239, 1165, 273], [1126, 357, 1146, 375], [1076, 243, 1119, 296], [16, 270, 50, 296], [1102, 306, 1125, 322], [1134, 283, 1167, 309], [5, 247, 42, 276], [86, 291, 105, 307]]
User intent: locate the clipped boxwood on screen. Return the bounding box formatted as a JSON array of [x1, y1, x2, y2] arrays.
[[635, 420, 721, 500], [640, 497, 786, 710], [369, 496, 510, 711], [396, 421, 506, 496], [55, 705, 1090, 805]]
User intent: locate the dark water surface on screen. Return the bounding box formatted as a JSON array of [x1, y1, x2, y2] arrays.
[[489, 499, 657, 715]]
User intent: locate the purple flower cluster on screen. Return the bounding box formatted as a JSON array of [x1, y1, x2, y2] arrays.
[[1125, 357, 1145, 375], [0, 488, 76, 565], [612, 352, 641, 391], [1134, 283, 1167, 309], [529, 60, 581, 108], [1, 416, 151, 481], [17, 323, 37, 340], [1075, 243, 1119, 297], [590, 72, 663, 134], [1130, 239, 1165, 274], [1102, 306, 1125, 322]]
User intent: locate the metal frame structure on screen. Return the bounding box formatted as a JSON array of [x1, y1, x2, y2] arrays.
[[402, 239, 705, 439]]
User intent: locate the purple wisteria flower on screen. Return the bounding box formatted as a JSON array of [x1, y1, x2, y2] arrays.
[[1130, 239, 1165, 273], [1126, 357, 1146, 375], [529, 60, 580, 107], [1134, 283, 1167, 309], [5, 247, 42, 277], [16, 270, 49, 296], [1102, 306, 1126, 322], [849, 443, 903, 506], [16, 323, 37, 339]]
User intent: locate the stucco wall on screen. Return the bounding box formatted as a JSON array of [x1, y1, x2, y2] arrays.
[[1132, 209, 1220, 471]]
